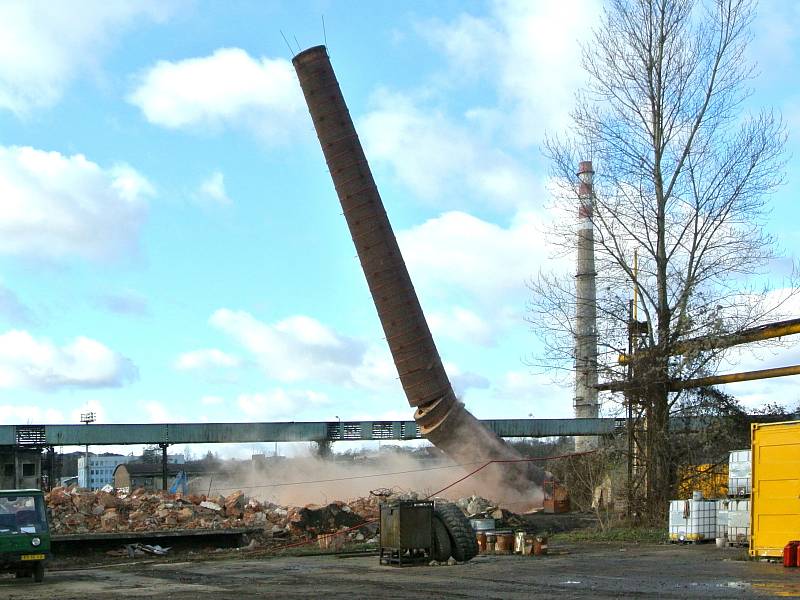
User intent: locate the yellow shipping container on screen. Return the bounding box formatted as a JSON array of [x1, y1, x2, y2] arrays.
[[750, 420, 800, 558]]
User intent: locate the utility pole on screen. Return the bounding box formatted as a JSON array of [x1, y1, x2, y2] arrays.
[[80, 412, 95, 489], [575, 160, 599, 452]]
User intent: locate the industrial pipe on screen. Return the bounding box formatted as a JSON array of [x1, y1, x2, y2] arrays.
[[618, 317, 800, 365], [670, 364, 800, 390], [599, 364, 800, 393]]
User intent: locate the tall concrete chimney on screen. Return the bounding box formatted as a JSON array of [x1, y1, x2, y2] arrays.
[[575, 160, 599, 452], [292, 45, 543, 492]]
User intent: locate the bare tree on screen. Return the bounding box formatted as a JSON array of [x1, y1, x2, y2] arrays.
[[528, 0, 791, 520]]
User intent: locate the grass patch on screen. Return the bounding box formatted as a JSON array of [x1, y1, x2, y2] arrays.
[[550, 526, 665, 544]]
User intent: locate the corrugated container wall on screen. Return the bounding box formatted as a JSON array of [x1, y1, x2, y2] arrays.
[[750, 420, 800, 558]]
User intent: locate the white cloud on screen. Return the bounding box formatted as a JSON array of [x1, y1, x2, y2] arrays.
[[443, 361, 490, 397], [129, 48, 303, 142], [174, 348, 240, 371], [201, 395, 225, 406], [429, 307, 495, 347], [359, 0, 600, 210], [0, 405, 64, 425], [143, 400, 170, 422], [201, 309, 405, 395], [418, 0, 600, 146], [349, 345, 401, 393], [0, 1, 171, 114], [488, 370, 573, 419], [0, 145, 152, 260], [398, 209, 557, 305], [196, 170, 231, 206], [0, 330, 137, 391], [238, 389, 329, 420], [359, 90, 537, 210], [210, 309, 368, 385], [372, 207, 569, 347], [205, 308, 495, 405]]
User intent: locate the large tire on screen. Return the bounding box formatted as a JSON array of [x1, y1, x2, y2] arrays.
[[434, 501, 478, 562], [432, 516, 452, 562], [33, 562, 44, 583]]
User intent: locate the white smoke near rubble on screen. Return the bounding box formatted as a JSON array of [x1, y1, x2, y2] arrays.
[[189, 447, 544, 512]]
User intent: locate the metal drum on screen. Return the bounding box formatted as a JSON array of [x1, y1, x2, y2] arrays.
[[494, 531, 514, 554]]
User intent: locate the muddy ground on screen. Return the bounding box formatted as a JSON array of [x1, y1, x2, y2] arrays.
[[3, 542, 800, 599]]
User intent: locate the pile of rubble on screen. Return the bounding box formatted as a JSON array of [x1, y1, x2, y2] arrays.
[[455, 495, 526, 528], [46, 486, 381, 540], [46, 487, 520, 545]]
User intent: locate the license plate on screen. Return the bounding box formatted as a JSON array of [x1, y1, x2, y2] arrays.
[[21, 554, 44, 561]]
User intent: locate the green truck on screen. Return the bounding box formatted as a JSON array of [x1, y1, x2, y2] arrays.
[[0, 489, 50, 582]]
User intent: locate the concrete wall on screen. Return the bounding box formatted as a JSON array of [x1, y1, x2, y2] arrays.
[[0, 448, 42, 490]]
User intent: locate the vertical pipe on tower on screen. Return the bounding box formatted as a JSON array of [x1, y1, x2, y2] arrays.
[[575, 160, 599, 452]]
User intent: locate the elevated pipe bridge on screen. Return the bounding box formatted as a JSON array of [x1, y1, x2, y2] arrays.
[[2, 417, 716, 447]]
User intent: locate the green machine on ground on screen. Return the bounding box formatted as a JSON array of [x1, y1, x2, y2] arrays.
[[0, 489, 50, 582]]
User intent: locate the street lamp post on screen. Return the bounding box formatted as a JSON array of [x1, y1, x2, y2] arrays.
[[334, 416, 342, 462], [80, 412, 96, 489]]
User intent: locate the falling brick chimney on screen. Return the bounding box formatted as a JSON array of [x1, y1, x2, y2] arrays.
[[292, 46, 543, 491]]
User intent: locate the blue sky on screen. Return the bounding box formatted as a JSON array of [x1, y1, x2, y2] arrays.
[[0, 0, 798, 436]]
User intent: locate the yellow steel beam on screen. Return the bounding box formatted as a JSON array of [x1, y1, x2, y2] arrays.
[[670, 364, 800, 390], [675, 318, 800, 355], [618, 317, 800, 364], [599, 364, 800, 393]]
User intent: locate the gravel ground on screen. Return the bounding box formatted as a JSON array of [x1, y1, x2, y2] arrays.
[[2, 542, 800, 599]]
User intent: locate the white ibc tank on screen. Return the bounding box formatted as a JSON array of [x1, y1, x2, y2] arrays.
[[727, 499, 750, 544], [716, 499, 729, 539], [728, 449, 751, 497], [669, 497, 717, 542]]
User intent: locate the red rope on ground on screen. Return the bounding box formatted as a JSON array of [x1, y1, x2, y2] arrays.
[[261, 450, 596, 555]]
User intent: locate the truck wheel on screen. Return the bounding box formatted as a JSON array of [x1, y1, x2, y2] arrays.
[[432, 516, 452, 562], [434, 501, 478, 562], [33, 562, 44, 583]]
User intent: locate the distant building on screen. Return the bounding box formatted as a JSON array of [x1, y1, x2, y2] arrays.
[[113, 460, 197, 492], [79, 454, 185, 490]]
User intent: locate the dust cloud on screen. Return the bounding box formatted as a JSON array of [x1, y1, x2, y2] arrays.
[[190, 449, 544, 512]]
